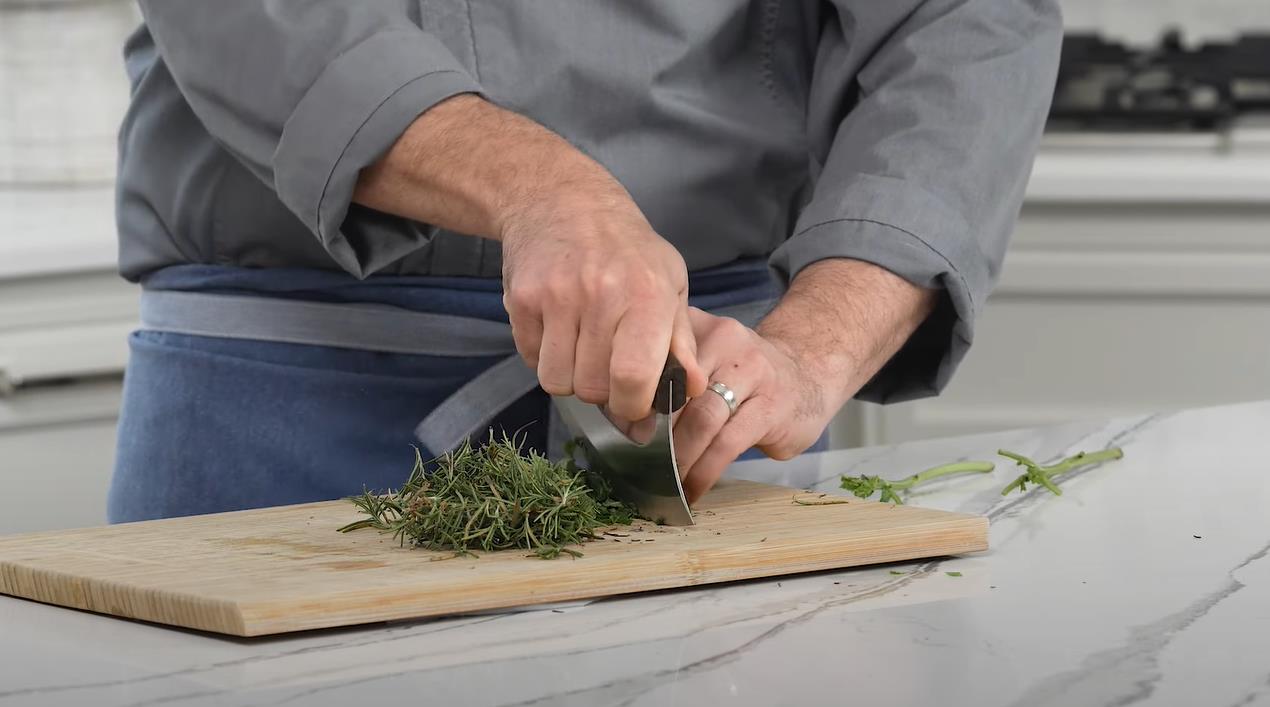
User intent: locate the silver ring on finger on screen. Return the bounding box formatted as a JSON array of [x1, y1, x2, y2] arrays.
[[707, 381, 739, 418]]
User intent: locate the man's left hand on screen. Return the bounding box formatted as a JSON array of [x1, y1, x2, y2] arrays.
[[673, 259, 937, 503], [672, 307, 835, 503]]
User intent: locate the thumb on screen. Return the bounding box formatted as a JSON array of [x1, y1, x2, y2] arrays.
[[670, 302, 708, 399]]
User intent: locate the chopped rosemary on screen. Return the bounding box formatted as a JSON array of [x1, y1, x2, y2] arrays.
[[791, 494, 853, 506], [337, 433, 637, 559]]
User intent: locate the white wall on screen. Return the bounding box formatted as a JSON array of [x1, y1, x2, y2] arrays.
[[1060, 0, 1270, 44]]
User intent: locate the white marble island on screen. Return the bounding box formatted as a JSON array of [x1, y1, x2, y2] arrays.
[[2, 401, 1268, 706]]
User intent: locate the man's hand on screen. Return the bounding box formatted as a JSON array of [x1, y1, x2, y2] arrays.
[[500, 189, 704, 420], [354, 94, 706, 418], [673, 259, 937, 503], [672, 307, 830, 503]]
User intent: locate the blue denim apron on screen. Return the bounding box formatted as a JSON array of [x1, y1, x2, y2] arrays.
[[108, 260, 792, 523]]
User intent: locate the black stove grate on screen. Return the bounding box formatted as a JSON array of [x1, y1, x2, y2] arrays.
[[1048, 30, 1270, 131]]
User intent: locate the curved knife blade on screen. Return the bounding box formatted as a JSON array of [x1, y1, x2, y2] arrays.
[[552, 363, 694, 526]]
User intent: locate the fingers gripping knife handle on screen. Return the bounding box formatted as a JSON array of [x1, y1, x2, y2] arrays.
[[552, 351, 695, 525], [653, 354, 687, 414]]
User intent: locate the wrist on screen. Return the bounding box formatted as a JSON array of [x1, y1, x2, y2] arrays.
[[496, 155, 637, 245], [758, 259, 936, 410], [761, 323, 861, 421]]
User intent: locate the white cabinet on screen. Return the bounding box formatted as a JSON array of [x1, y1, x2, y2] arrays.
[[843, 149, 1270, 446], [0, 272, 138, 533], [0, 0, 140, 534], [0, 383, 123, 534]]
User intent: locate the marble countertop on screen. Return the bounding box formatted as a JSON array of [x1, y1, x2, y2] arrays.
[[2, 401, 1269, 706]]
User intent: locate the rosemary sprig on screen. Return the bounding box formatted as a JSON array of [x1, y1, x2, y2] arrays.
[[338, 433, 636, 559], [795, 445, 1124, 507], [837, 461, 996, 504], [998, 447, 1124, 496]]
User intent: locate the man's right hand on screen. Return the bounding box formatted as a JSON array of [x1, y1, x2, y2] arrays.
[[501, 187, 705, 420], [354, 94, 706, 419]]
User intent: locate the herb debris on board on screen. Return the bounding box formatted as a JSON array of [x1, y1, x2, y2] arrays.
[[338, 434, 637, 559]]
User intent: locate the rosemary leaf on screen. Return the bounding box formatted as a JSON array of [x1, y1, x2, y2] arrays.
[[338, 433, 637, 559]]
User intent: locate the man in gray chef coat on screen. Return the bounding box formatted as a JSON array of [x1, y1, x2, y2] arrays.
[[108, 1, 1061, 521]]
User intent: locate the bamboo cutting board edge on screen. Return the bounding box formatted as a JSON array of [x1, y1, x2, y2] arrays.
[[0, 521, 988, 637], [0, 561, 250, 636], [237, 518, 987, 636], [0, 480, 988, 636]]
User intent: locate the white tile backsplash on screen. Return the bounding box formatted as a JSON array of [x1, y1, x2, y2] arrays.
[[1060, 0, 1269, 44]]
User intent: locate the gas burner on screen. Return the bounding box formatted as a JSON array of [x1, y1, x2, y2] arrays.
[[1048, 30, 1270, 132]]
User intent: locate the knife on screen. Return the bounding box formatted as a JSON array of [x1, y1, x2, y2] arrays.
[[552, 356, 695, 526]]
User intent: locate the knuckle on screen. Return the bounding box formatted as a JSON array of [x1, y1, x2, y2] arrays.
[[592, 269, 625, 297], [573, 383, 609, 404], [545, 277, 575, 304], [511, 333, 538, 363], [683, 397, 726, 431], [719, 317, 750, 340], [506, 283, 541, 312], [697, 394, 730, 425], [539, 378, 573, 396], [626, 268, 660, 296], [744, 350, 772, 376], [716, 425, 752, 454], [576, 264, 601, 296], [514, 340, 536, 362], [766, 443, 801, 461], [763, 429, 812, 460], [609, 359, 653, 389]]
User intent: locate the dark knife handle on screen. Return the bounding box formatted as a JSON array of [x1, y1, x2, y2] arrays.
[[653, 353, 687, 414]]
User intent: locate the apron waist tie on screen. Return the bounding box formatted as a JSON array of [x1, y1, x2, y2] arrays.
[[139, 289, 774, 456]]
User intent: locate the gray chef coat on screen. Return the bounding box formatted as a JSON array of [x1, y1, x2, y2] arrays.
[[115, 0, 1062, 403]]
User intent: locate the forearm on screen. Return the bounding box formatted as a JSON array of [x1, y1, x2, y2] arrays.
[[768, 1, 1060, 404], [355, 93, 704, 416], [757, 258, 936, 414], [352, 94, 628, 240]]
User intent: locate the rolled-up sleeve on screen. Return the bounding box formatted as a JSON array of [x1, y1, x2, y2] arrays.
[[139, 1, 482, 277], [769, 0, 1062, 403]]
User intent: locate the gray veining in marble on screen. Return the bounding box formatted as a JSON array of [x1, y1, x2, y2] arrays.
[[2, 401, 1268, 706]]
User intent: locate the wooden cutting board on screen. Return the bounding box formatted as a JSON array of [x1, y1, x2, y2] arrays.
[[0, 480, 986, 636]]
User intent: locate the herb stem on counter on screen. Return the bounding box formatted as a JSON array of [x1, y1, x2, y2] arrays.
[[998, 447, 1125, 496], [837, 461, 996, 504], [797, 445, 1125, 508]]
